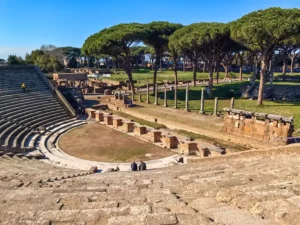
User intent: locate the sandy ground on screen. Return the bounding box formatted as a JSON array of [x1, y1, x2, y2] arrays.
[[59, 123, 173, 162]]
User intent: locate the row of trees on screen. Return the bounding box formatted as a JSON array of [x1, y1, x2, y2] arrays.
[[6, 45, 82, 73], [82, 7, 300, 105]]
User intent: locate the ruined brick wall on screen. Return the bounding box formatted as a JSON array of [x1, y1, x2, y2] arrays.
[[223, 108, 294, 145]]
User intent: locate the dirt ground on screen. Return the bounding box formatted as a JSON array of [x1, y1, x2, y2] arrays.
[[59, 123, 174, 162]]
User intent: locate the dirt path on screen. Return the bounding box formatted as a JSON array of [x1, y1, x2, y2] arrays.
[[59, 123, 174, 162]]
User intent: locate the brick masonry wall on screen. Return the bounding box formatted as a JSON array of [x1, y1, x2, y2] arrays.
[[223, 108, 294, 145]]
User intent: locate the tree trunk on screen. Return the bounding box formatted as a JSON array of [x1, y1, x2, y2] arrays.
[[223, 65, 229, 79], [192, 59, 197, 87], [153, 54, 160, 93], [239, 66, 243, 81], [183, 56, 186, 72], [290, 56, 295, 74], [173, 55, 178, 85], [203, 62, 206, 73], [257, 56, 268, 105], [283, 59, 287, 76], [208, 65, 214, 99], [160, 57, 162, 71], [151, 58, 154, 71], [216, 65, 219, 84]]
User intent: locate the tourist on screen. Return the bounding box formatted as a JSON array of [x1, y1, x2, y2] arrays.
[[131, 161, 137, 171], [21, 83, 26, 93], [139, 161, 147, 171]]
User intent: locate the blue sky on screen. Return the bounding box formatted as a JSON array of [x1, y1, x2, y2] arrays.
[[0, 0, 299, 59]]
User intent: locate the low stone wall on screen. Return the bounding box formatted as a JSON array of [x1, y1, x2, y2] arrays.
[[223, 108, 294, 145]]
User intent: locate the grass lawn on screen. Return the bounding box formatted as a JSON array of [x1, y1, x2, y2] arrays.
[[135, 81, 300, 133], [101, 69, 300, 87], [102, 69, 249, 87]]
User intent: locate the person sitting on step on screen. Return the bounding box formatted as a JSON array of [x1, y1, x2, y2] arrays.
[[131, 161, 137, 171], [21, 83, 26, 93], [139, 161, 147, 171]]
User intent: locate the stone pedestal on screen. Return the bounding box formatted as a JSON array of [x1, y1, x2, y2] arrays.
[[148, 131, 162, 142], [104, 115, 113, 125], [113, 118, 123, 128], [134, 126, 147, 135], [95, 112, 104, 122], [86, 109, 96, 119], [123, 122, 135, 133], [162, 136, 178, 149], [180, 142, 198, 155]]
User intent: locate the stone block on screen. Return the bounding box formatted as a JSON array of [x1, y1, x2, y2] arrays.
[[113, 118, 123, 128], [104, 115, 113, 125], [123, 122, 135, 133], [180, 142, 198, 155], [162, 136, 178, 149], [148, 131, 162, 143], [89, 166, 98, 173], [134, 126, 147, 135], [95, 112, 104, 122]]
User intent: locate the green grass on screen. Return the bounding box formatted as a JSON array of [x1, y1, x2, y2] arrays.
[[107, 109, 167, 130], [102, 69, 250, 87], [102, 69, 300, 87], [136, 82, 300, 132]]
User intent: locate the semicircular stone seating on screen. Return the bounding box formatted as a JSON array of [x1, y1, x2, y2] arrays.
[[0, 66, 81, 154]]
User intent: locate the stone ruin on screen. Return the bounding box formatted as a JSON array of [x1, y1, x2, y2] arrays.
[[85, 108, 220, 157], [223, 108, 294, 145]]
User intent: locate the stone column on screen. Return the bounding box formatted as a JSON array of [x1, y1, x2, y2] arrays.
[[154, 84, 158, 105], [146, 83, 150, 104], [230, 97, 235, 109], [214, 97, 218, 116], [174, 85, 177, 109], [139, 94, 142, 102], [199, 88, 205, 114], [164, 88, 168, 107], [185, 86, 189, 111]]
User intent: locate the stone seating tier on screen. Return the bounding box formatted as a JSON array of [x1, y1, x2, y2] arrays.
[[0, 67, 75, 151], [1, 147, 300, 224]]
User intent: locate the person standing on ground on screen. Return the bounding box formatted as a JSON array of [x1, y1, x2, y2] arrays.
[[131, 161, 137, 171], [21, 83, 26, 93], [139, 161, 147, 171]]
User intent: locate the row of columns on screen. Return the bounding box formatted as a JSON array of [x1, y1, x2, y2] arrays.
[[132, 83, 235, 116]]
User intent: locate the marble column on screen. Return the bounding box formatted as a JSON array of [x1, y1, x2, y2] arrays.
[[214, 97, 218, 116], [185, 86, 189, 111], [199, 88, 205, 114]]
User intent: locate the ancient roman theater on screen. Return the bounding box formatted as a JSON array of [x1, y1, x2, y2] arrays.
[[1, 65, 300, 225]]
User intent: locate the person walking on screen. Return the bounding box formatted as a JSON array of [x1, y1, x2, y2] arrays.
[[139, 161, 147, 171], [21, 83, 26, 93], [131, 161, 137, 171]]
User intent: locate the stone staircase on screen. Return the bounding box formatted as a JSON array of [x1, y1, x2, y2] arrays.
[[1, 149, 300, 224], [0, 66, 77, 152]]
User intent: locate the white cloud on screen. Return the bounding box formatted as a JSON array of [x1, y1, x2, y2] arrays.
[[0, 47, 36, 60]]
